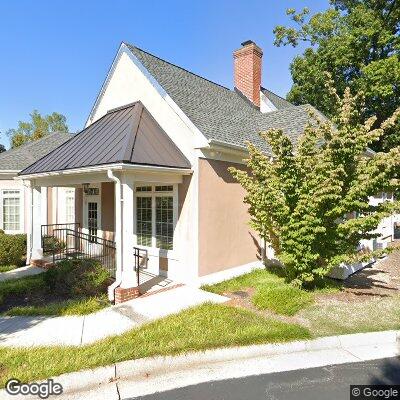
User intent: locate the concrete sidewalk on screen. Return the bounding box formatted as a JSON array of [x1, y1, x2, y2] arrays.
[[1, 330, 398, 400], [0, 266, 44, 282], [0, 286, 228, 347]]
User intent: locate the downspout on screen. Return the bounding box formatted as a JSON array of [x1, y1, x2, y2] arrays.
[[107, 169, 123, 301]]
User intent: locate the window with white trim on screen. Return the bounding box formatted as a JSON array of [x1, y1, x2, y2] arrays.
[[137, 196, 152, 247], [135, 185, 175, 250], [65, 189, 75, 224], [2, 190, 22, 232], [155, 196, 173, 249]]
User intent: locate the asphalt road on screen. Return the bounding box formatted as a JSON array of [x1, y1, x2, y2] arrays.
[[133, 357, 400, 400]]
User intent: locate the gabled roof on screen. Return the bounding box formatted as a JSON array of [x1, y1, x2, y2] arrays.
[[20, 102, 191, 176], [126, 44, 315, 154], [0, 132, 72, 172]]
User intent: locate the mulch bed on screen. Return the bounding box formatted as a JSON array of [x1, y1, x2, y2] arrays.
[[316, 242, 400, 304]]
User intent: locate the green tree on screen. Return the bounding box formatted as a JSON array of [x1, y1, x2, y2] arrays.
[[7, 110, 68, 148], [0, 144, 5, 153], [274, 0, 400, 150], [230, 79, 400, 287]]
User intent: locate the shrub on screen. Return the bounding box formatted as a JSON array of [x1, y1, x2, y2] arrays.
[[0, 233, 27, 267], [252, 285, 314, 316], [42, 236, 65, 253], [45, 259, 111, 297]]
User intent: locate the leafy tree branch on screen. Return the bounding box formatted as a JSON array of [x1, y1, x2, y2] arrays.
[[230, 80, 400, 287]]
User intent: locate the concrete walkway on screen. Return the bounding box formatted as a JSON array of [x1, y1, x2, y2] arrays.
[[0, 286, 228, 347], [0, 266, 45, 282]]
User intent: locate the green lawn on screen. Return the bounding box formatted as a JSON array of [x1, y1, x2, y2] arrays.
[[0, 274, 47, 306], [203, 268, 340, 316], [203, 268, 285, 294], [203, 268, 400, 335], [252, 285, 314, 316], [0, 273, 108, 316], [0, 267, 398, 387], [0, 265, 18, 273], [0, 303, 310, 387], [3, 295, 109, 316], [299, 295, 400, 336]]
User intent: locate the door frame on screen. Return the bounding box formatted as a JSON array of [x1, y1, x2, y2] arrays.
[[83, 184, 102, 239]]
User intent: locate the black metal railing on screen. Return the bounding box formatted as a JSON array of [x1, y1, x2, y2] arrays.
[[134, 247, 148, 286], [41, 223, 80, 255], [62, 229, 117, 278], [41, 223, 149, 284]]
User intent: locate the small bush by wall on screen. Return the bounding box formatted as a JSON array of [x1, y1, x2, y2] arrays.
[[0, 234, 27, 267]]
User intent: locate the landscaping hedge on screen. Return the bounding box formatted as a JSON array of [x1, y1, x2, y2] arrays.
[[0, 232, 27, 267], [45, 259, 111, 297]]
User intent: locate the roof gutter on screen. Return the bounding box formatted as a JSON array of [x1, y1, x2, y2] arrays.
[[197, 139, 250, 156], [17, 163, 193, 180], [204, 139, 376, 159], [0, 170, 19, 176]]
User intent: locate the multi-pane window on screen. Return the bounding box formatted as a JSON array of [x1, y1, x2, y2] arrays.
[[137, 197, 152, 246], [88, 202, 98, 240], [136, 186, 152, 192], [135, 185, 175, 250], [65, 189, 75, 223], [156, 196, 173, 249], [155, 185, 173, 192], [2, 190, 21, 232]]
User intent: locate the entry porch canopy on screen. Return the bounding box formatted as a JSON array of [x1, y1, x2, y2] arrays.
[[18, 102, 192, 293]]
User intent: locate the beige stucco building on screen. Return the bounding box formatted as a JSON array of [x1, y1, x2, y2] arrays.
[[17, 41, 396, 302]]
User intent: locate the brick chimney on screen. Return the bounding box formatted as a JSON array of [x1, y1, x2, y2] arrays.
[[233, 40, 263, 107]]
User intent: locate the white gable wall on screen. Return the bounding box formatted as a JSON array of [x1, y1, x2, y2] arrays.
[[86, 46, 203, 284], [87, 47, 208, 163]]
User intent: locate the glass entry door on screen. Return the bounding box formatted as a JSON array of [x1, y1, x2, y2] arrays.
[[88, 201, 98, 240]]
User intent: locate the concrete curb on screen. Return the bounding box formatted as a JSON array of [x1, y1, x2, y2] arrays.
[[114, 330, 399, 378], [1, 330, 399, 399]]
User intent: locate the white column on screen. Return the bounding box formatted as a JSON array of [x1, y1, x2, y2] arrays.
[[120, 175, 135, 288], [31, 186, 43, 260], [114, 179, 122, 281], [41, 187, 47, 226], [25, 184, 32, 265]]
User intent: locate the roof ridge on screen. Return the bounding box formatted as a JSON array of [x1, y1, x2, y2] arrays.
[[125, 43, 232, 92], [106, 101, 140, 115], [122, 102, 143, 161]]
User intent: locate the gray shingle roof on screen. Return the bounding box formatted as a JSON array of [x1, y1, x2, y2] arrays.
[[0, 132, 72, 172], [261, 87, 293, 110], [20, 102, 191, 176], [126, 44, 315, 154]]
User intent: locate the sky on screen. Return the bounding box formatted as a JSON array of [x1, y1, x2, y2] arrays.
[[0, 0, 329, 148]]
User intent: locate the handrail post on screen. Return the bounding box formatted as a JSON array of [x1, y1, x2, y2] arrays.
[[136, 249, 140, 287]]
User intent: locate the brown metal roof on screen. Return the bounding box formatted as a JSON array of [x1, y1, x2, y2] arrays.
[[20, 102, 191, 176]]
